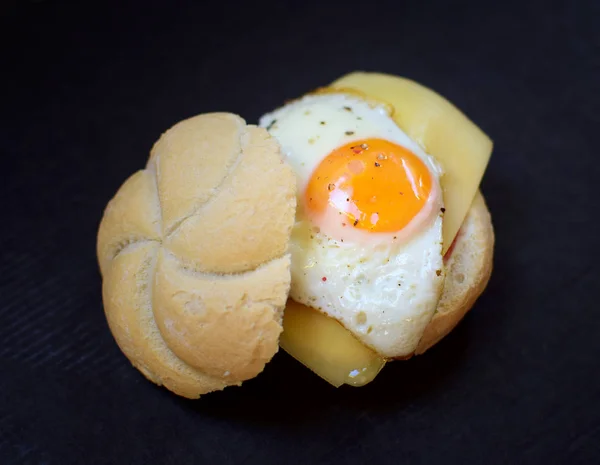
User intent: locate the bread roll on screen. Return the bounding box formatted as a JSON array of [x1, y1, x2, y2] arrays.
[[97, 113, 296, 398], [416, 191, 494, 354]]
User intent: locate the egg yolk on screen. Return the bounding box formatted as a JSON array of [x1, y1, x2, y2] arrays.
[[305, 138, 433, 233]]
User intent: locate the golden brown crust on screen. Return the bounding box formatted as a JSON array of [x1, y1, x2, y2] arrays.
[[97, 113, 296, 398], [415, 190, 494, 354]]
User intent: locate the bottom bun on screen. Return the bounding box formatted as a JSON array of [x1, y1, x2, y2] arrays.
[[415, 191, 494, 355]]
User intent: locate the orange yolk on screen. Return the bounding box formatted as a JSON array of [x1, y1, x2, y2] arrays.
[[305, 138, 433, 233]]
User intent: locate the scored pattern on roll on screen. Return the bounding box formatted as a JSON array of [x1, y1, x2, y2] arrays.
[[97, 113, 296, 398]]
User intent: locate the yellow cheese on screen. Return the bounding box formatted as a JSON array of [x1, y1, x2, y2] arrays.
[[279, 72, 492, 387], [280, 300, 385, 387], [330, 72, 493, 253]]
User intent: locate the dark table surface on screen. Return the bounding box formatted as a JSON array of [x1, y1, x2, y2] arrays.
[[2, 0, 599, 464]]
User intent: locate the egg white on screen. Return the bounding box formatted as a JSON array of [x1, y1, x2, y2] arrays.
[[259, 93, 445, 357]]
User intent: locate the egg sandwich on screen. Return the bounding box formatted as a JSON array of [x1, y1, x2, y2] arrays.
[[97, 72, 494, 397]]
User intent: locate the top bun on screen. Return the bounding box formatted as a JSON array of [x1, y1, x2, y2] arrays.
[[97, 113, 297, 398]]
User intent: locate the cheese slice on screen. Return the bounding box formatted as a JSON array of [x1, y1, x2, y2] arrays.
[[280, 72, 492, 387], [331, 72, 493, 253], [280, 300, 385, 387]]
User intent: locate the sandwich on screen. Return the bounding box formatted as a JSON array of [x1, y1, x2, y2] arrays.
[[97, 72, 494, 397]]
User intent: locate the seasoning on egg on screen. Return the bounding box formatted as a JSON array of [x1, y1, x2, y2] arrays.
[[258, 91, 445, 360], [266, 119, 277, 130]]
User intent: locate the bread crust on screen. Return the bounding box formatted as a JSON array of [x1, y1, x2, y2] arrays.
[[97, 113, 296, 398], [415, 190, 494, 354]]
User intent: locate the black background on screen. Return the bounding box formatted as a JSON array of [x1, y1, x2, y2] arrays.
[[2, 0, 599, 463]]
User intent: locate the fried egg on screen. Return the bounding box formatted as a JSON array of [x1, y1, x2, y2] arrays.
[[259, 92, 445, 357]]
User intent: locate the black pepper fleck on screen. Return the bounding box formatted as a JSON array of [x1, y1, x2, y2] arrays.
[[374, 162, 381, 167], [328, 183, 335, 191], [266, 119, 277, 131], [353, 219, 359, 226], [345, 131, 355, 135], [436, 269, 442, 276], [343, 106, 352, 112], [441, 207, 446, 213], [320, 121, 326, 125]]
